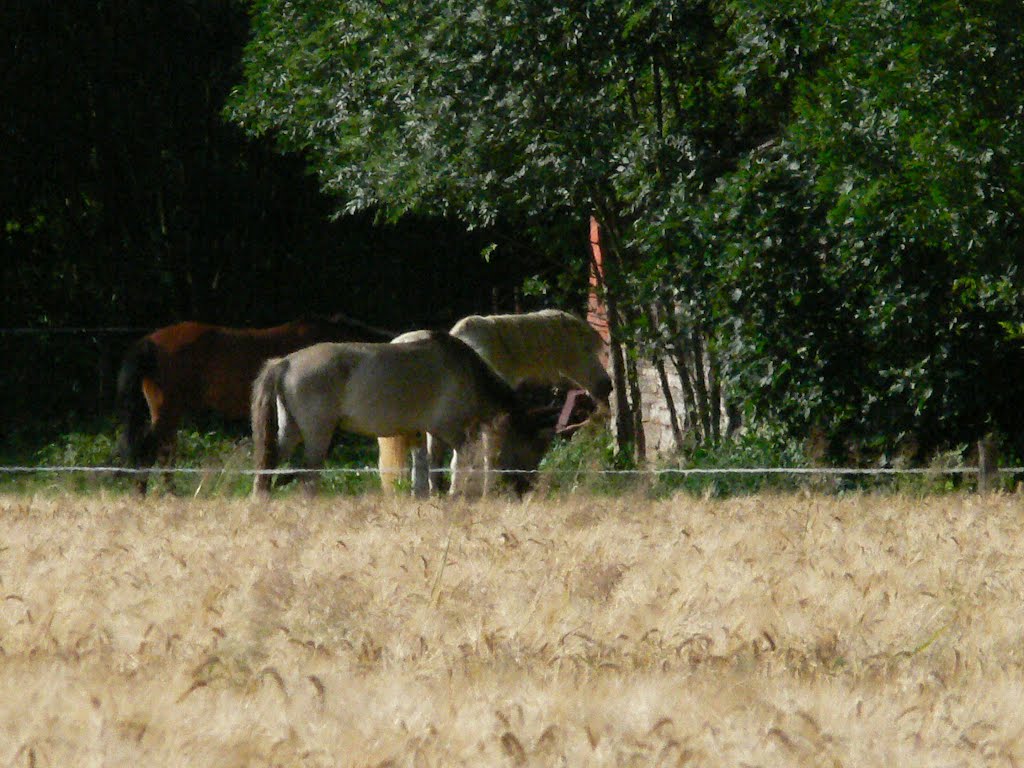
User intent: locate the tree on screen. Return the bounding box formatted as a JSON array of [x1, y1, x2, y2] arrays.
[[231, 0, 1024, 463], [711, 0, 1024, 459], [230, 0, 815, 451]]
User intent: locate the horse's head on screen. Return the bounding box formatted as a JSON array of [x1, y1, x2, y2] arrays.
[[592, 371, 613, 410], [491, 401, 561, 495]]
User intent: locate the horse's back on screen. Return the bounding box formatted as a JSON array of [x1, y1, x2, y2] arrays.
[[160, 324, 276, 418], [287, 340, 449, 406], [391, 329, 433, 345], [146, 321, 216, 351], [141, 319, 385, 420], [450, 310, 604, 389], [280, 339, 492, 441]]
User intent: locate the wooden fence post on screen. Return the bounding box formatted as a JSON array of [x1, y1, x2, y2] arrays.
[[978, 432, 999, 493]]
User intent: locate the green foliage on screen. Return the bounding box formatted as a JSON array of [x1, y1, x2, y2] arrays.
[[887, 447, 968, 498], [536, 423, 638, 496], [6, 0, 1023, 470], [227, 0, 1024, 463], [33, 429, 120, 469], [310, 436, 382, 496], [0, 427, 381, 497], [708, 0, 1024, 458], [651, 431, 810, 498], [4, 1, 540, 436], [2, 422, 1000, 499]]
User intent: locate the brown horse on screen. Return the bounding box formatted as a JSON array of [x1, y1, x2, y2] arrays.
[[117, 314, 391, 491]]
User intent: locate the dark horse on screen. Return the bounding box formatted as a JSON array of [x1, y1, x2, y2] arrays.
[[116, 314, 392, 492]]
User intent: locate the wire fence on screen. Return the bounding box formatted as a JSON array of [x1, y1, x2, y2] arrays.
[[1, 463, 1020, 500], [0, 464, 1020, 477]]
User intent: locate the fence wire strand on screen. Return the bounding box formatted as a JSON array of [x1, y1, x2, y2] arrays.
[[0, 464, 1020, 477]]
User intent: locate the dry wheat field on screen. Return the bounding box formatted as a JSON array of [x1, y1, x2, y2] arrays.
[[1, 489, 1024, 767]]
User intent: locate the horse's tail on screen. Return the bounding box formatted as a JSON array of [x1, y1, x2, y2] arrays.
[[251, 357, 289, 496], [116, 337, 159, 466], [378, 435, 411, 493]]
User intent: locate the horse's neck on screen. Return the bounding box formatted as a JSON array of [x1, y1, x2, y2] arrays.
[[474, 326, 571, 386], [454, 312, 605, 392]]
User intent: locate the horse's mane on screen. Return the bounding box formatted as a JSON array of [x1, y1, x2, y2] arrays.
[[428, 331, 526, 421], [450, 310, 603, 388]]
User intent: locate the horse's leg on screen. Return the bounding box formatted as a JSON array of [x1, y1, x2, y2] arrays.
[[448, 445, 463, 496], [132, 379, 165, 494], [459, 435, 492, 497], [449, 431, 485, 498], [480, 415, 509, 498], [144, 404, 183, 495], [448, 416, 508, 498], [410, 435, 430, 499], [477, 428, 493, 498], [272, 412, 303, 491], [426, 433, 450, 495], [299, 427, 333, 496], [158, 433, 181, 495], [252, 361, 290, 498], [448, 437, 479, 497]]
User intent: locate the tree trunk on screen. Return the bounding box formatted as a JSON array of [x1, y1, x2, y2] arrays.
[[608, 334, 633, 449], [591, 213, 635, 452], [647, 303, 683, 451], [654, 355, 684, 451], [705, 330, 723, 444], [656, 300, 698, 440], [668, 346, 699, 440], [625, 349, 646, 462], [689, 330, 713, 443]]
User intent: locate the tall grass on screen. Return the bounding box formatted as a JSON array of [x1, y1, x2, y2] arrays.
[[2, 491, 1023, 765]]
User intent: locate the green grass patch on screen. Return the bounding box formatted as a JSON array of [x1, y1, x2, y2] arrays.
[[0, 422, 382, 497], [0, 420, 1008, 498]]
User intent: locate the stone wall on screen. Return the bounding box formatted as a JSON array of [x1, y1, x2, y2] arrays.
[[630, 355, 734, 458], [637, 360, 683, 456]]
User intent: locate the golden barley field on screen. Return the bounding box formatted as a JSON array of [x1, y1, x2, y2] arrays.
[[2, 489, 1024, 767]]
